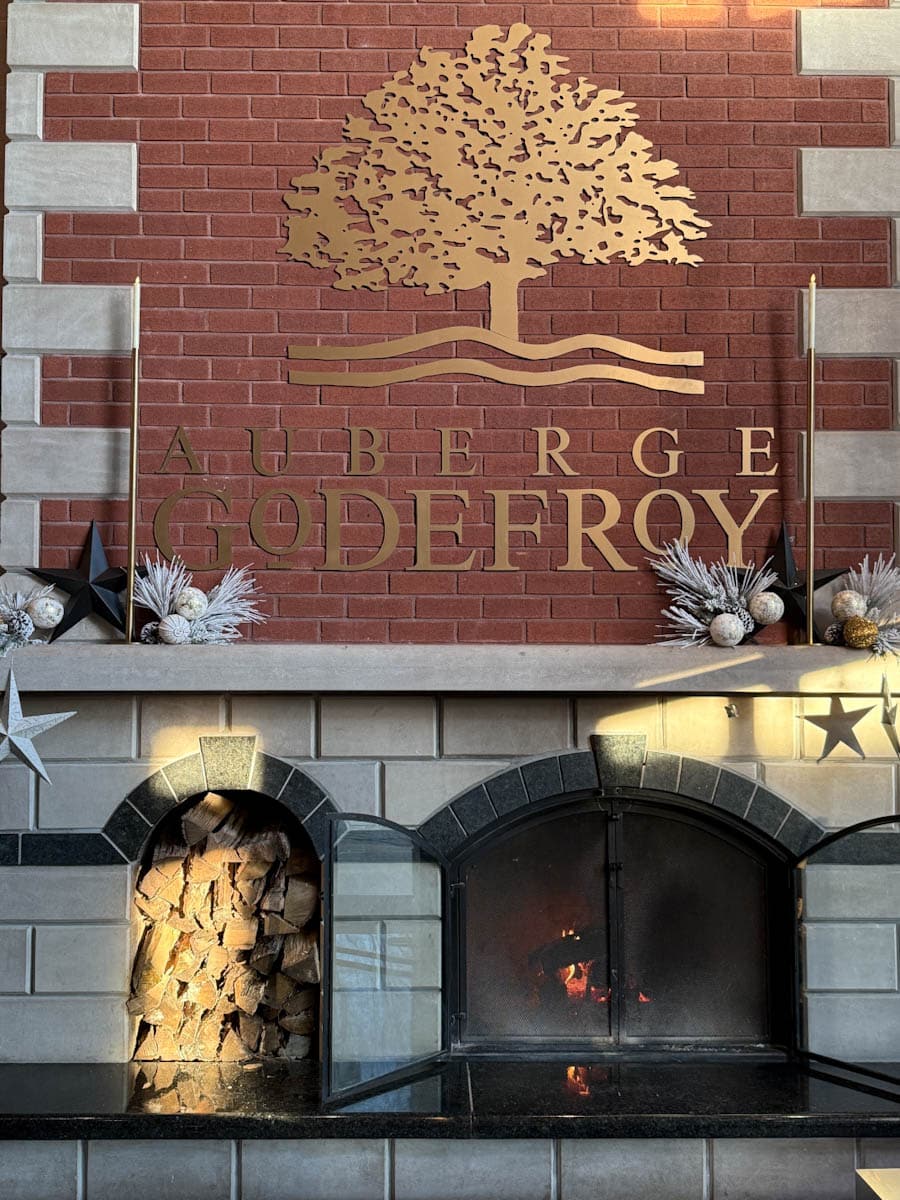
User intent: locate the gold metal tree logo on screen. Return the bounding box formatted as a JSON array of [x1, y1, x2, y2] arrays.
[[283, 24, 709, 394]]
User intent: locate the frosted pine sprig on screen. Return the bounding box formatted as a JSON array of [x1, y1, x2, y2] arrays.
[[133, 554, 192, 620], [189, 565, 263, 644], [0, 583, 54, 620], [843, 554, 900, 621]]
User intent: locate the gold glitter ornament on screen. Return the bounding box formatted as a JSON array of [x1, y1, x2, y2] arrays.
[[842, 616, 879, 650]]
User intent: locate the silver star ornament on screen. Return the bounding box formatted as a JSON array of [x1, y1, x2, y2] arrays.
[[0, 667, 75, 783]]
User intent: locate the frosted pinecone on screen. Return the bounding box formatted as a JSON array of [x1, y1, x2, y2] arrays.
[[823, 622, 845, 646], [7, 609, 34, 640], [139, 621, 160, 644], [719, 601, 755, 635]]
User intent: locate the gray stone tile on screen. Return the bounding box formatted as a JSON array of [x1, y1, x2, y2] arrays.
[[442, 697, 569, 756], [641, 751, 681, 793], [521, 755, 563, 803], [20, 832, 125, 866], [200, 734, 257, 791], [0, 866, 129, 921], [805, 866, 900, 920], [162, 753, 207, 803], [485, 767, 529, 816], [712, 1138, 855, 1200], [280, 769, 328, 821], [242, 1138, 386, 1200], [34, 925, 130, 994], [0, 996, 127, 1061], [859, 1140, 900, 1169], [452, 785, 496, 835], [6, 142, 137, 212], [813, 833, 900, 865], [39, 763, 156, 830], [805, 923, 898, 991], [806, 994, 900, 1062], [103, 801, 152, 861], [231, 695, 315, 758], [8, 2, 139, 71], [560, 750, 598, 791], [744, 787, 790, 836], [0, 1141, 77, 1200], [248, 751, 293, 801], [321, 697, 435, 758], [384, 759, 508, 826], [0, 928, 27, 994], [394, 1139, 552, 1200], [561, 1138, 705, 1200], [300, 760, 380, 815], [780, 809, 826, 858], [591, 732, 646, 790], [713, 771, 756, 819], [22, 695, 133, 760], [0, 764, 31, 830], [420, 806, 467, 858], [678, 757, 719, 803], [88, 1140, 231, 1200]]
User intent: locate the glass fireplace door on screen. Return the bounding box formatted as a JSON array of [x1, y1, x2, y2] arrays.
[[324, 816, 447, 1101]]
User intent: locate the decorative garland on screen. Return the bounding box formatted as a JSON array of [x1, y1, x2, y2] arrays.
[[823, 555, 900, 657], [133, 555, 265, 645], [651, 542, 784, 647]]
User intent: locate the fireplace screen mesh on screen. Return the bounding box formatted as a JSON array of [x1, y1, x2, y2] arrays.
[[459, 800, 784, 1050]]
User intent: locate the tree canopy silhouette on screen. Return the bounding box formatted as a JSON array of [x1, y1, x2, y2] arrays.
[[283, 23, 710, 341]]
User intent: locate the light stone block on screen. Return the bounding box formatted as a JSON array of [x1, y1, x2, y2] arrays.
[[802, 291, 900, 358], [3, 284, 134, 354], [0, 928, 28, 994], [140, 695, 224, 760], [5, 142, 137, 212], [242, 1140, 388, 1200], [1, 355, 40, 424], [298, 760, 380, 815], [442, 697, 570, 756], [664, 695, 795, 760], [87, 1140, 232, 1200], [0, 995, 128, 1061], [560, 1139, 705, 1200], [0, 497, 40, 570], [394, 1140, 553, 1200], [230, 694, 314, 758], [807, 994, 900, 1062], [0, 1142, 77, 1200], [805, 866, 900, 920], [5, 72, 43, 140], [1, 427, 130, 498], [334, 918, 441, 989], [713, 1138, 856, 1200], [34, 924, 130, 993], [765, 763, 894, 828], [333, 860, 441, 920], [37, 762, 155, 830], [804, 431, 900, 501], [383, 758, 509, 825], [801, 150, 900, 217], [0, 866, 129, 921], [320, 696, 435, 758], [22, 694, 133, 759], [799, 9, 900, 75], [0, 763, 32, 829], [8, 3, 140, 72], [576, 695, 663, 750], [3, 212, 42, 281], [805, 923, 898, 991]]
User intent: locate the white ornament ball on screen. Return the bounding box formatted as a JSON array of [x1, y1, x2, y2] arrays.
[[26, 595, 65, 630], [174, 586, 208, 621], [158, 613, 191, 645], [831, 589, 867, 622], [709, 612, 746, 647], [748, 591, 784, 627]]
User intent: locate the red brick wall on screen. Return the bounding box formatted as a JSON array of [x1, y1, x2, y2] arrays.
[[38, 0, 894, 644]]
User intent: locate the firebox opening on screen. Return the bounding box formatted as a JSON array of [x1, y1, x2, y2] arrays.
[[129, 790, 321, 1064], [456, 795, 794, 1056]]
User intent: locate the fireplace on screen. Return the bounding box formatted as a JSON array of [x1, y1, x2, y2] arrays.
[[458, 797, 793, 1052]]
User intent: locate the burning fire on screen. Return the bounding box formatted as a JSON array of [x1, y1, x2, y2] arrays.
[[553, 930, 652, 1007]]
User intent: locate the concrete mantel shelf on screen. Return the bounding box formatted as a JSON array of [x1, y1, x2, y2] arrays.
[[0, 642, 888, 695]]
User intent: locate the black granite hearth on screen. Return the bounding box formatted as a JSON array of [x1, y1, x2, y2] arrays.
[[1, 1058, 898, 1140]]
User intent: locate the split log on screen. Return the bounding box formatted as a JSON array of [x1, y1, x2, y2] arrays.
[[283, 878, 318, 929], [282, 932, 320, 985], [182, 792, 234, 846]]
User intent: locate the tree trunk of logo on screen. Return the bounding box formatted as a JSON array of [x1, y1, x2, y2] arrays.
[[488, 277, 522, 341]]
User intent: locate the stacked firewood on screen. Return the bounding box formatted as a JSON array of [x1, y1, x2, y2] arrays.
[[129, 792, 320, 1062]]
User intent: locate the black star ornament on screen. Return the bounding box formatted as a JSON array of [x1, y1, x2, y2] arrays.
[[29, 522, 127, 641], [770, 521, 847, 642], [802, 695, 874, 762]]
